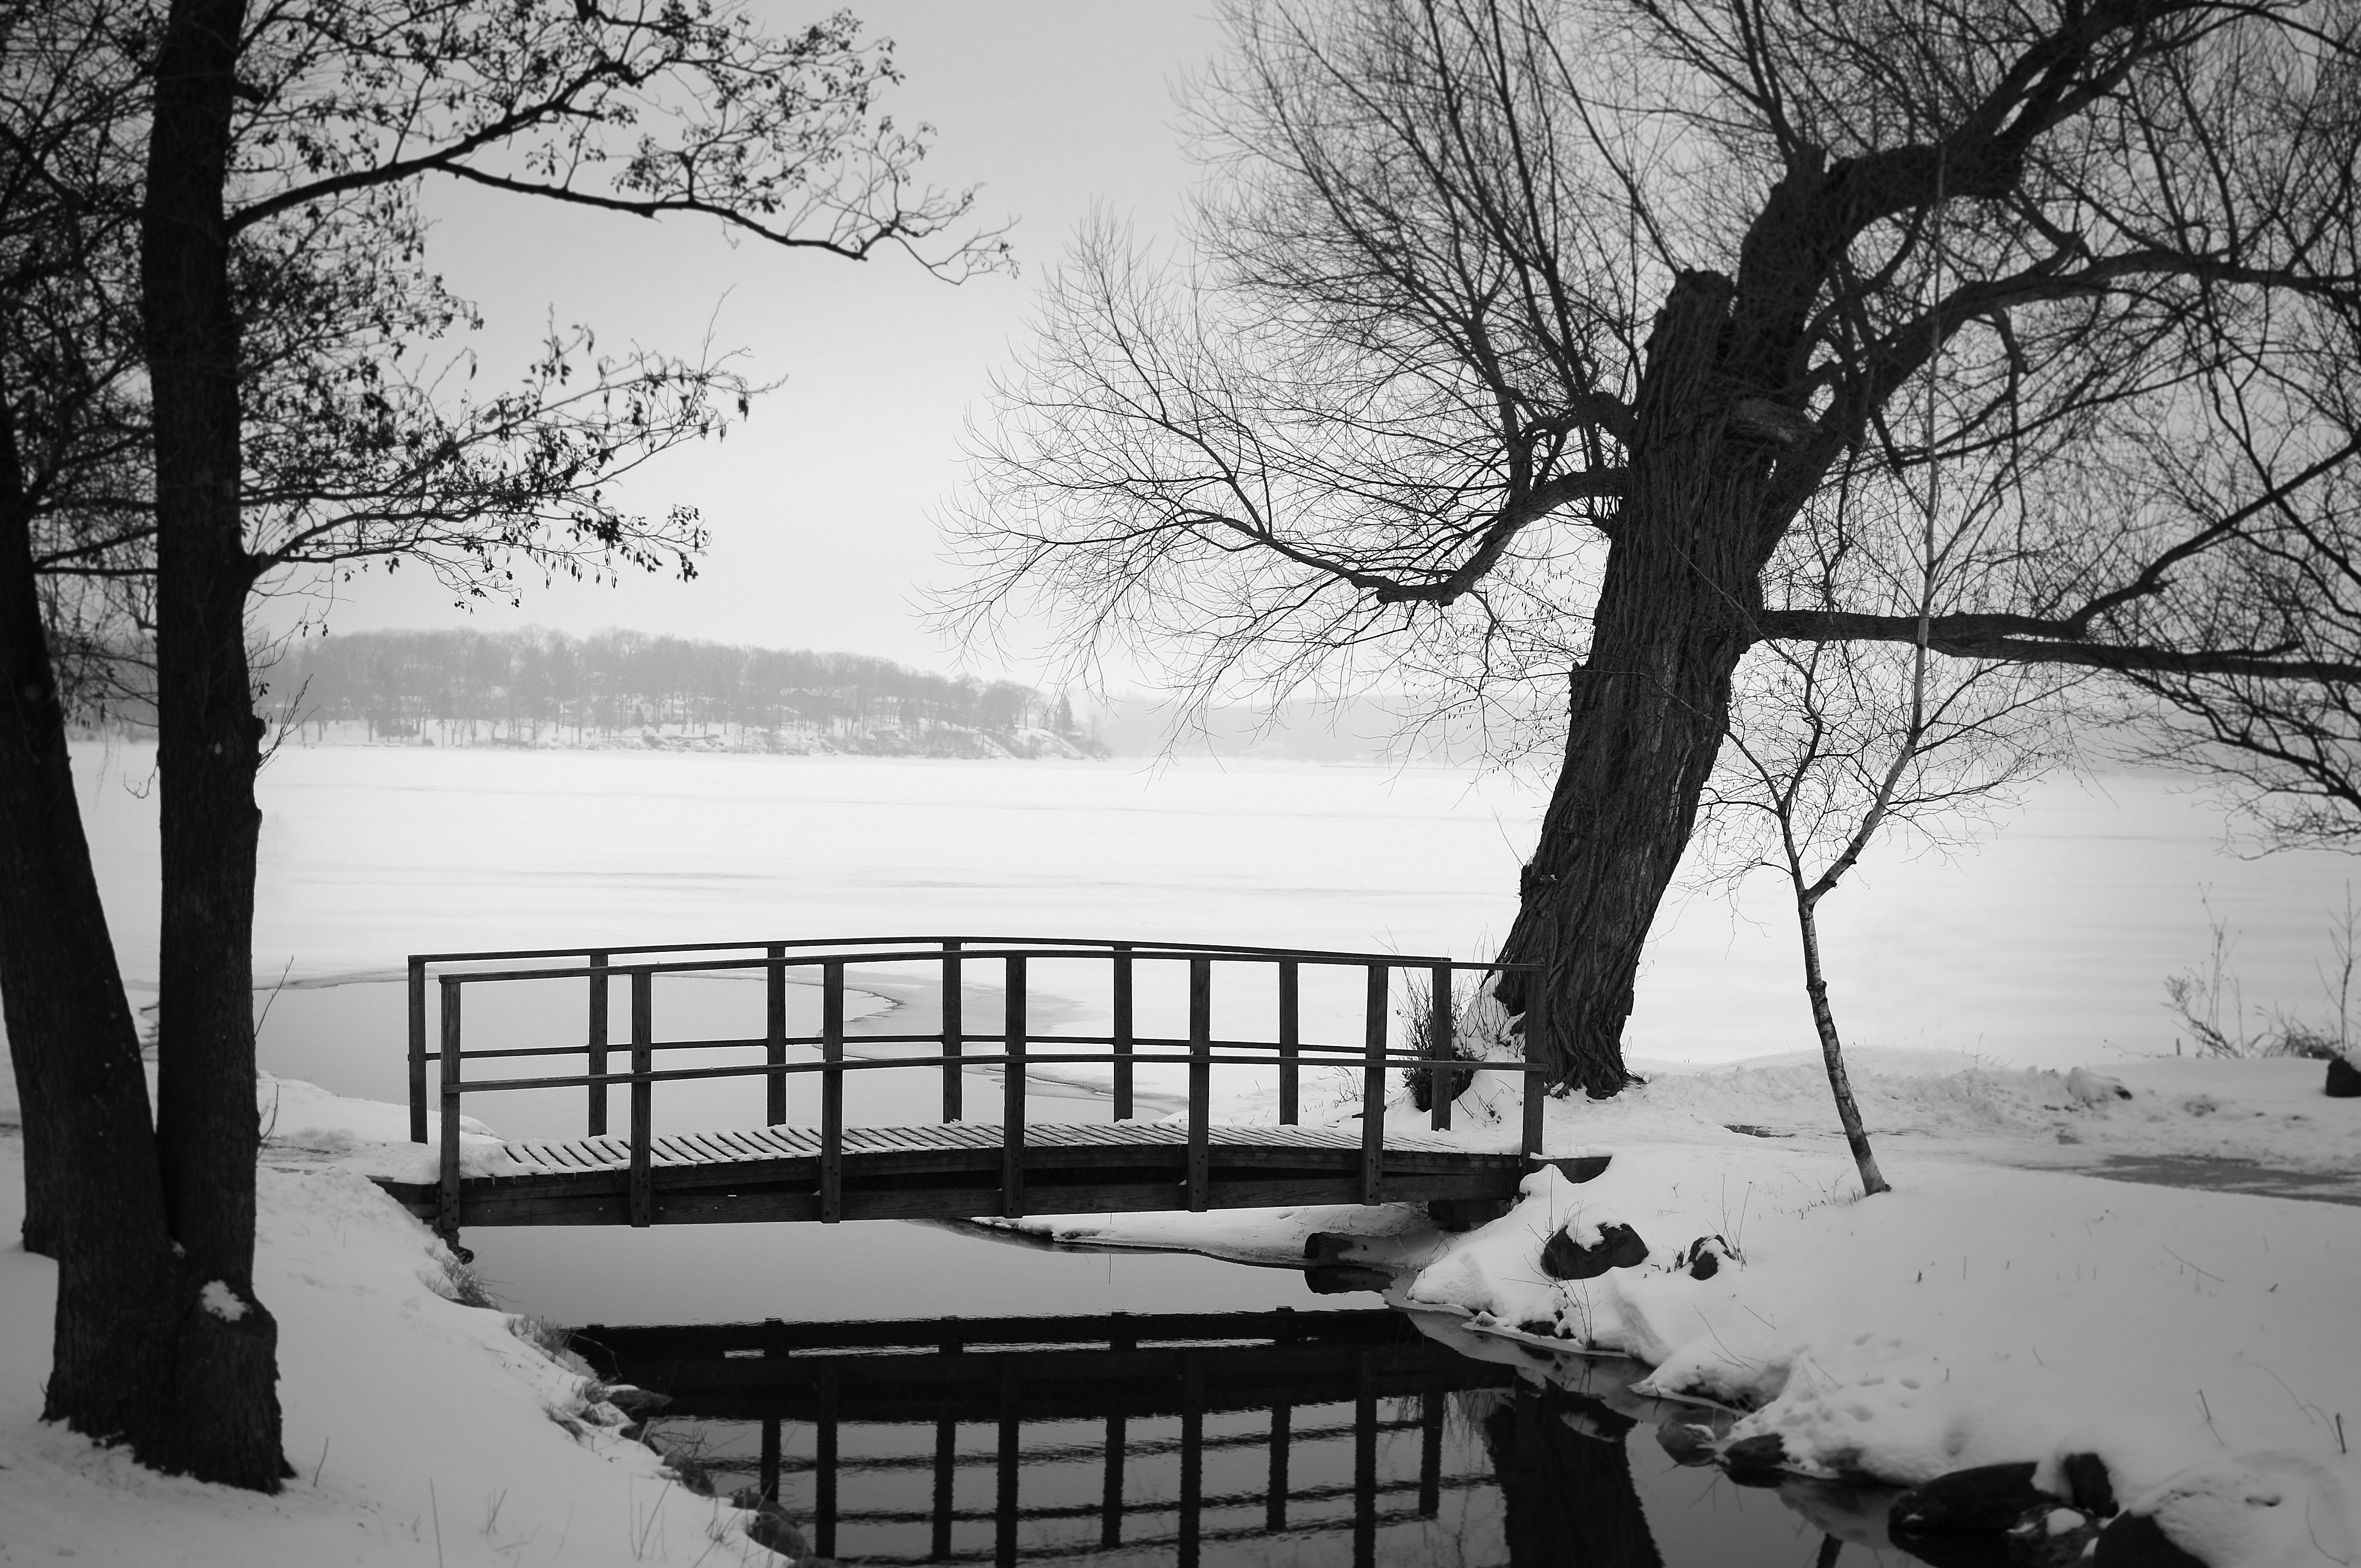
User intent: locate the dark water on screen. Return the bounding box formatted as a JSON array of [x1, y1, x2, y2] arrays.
[[574, 1304, 1943, 1568]]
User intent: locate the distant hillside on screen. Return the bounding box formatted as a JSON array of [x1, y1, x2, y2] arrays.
[[259, 628, 1105, 760]]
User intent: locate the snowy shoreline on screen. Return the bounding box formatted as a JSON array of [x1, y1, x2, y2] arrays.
[[4, 1050, 2357, 1565], [990, 1052, 2361, 1567]]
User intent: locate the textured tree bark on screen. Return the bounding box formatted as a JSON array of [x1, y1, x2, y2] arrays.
[[0, 403, 64, 1260], [140, 0, 288, 1490], [0, 399, 187, 1446], [1497, 273, 1784, 1096]]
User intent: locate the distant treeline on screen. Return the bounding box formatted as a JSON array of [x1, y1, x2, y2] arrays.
[[256, 627, 1094, 750]]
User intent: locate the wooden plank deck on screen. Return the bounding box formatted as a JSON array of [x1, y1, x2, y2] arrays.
[[374, 1121, 1532, 1229]]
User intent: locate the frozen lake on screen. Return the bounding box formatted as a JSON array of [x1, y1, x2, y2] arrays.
[[28, 740, 2361, 1331], [58, 739, 2361, 1076]]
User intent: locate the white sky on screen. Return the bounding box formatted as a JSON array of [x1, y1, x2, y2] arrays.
[[274, 3, 1227, 678]]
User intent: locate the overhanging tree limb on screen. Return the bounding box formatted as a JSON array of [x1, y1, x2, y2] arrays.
[[1754, 608, 2361, 681]]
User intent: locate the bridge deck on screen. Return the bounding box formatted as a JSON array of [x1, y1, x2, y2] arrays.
[[376, 1121, 1531, 1229]]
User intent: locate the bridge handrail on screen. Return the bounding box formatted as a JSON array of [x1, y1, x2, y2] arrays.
[[411, 935, 1551, 1238], [452, 1049, 1537, 1096], [405, 933, 1524, 966], [448, 1030, 1479, 1064]]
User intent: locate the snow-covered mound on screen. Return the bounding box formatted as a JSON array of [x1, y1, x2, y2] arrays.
[[1000, 1052, 2361, 1567], [0, 1133, 779, 1564]]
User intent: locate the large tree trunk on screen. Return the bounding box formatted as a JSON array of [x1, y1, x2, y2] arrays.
[[1498, 273, 1781, 1095], [0, 400, 66, 1262], [142, 0, 287, 1490], [0, 397, 190, 1449]]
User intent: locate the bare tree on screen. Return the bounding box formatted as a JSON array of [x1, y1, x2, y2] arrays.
[[945, 0, 2361, 1097], [1705, 449, 2069, 1194], [4, 0, 1002, 1490]]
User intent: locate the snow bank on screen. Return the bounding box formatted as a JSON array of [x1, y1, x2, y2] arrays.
[[997, 1052, 2361, 1566], [0, 1125, 785, 1565], [257, 1071, 531, 1185], [1417, 1066, 2361, 1564], [1623, 1050, 2360, 1172]]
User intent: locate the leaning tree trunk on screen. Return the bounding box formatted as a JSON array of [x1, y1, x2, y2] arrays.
[[142, 0, 288, 1490], [0, 399, 190, 1446], [1498, 273, 1785, 1096], [1796, 892, 1890, 1196]]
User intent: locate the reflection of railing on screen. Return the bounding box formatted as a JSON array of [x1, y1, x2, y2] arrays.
[[575, 1308, 1516, 1568], [405, 937, 1542, 1235]]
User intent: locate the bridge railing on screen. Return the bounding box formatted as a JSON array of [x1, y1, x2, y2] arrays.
[[406, 937, 1544, 1233]]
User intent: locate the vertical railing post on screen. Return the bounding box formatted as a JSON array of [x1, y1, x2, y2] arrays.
[[942, 939, 964, 1123], [1266, 1404, 1291, 1533], [765, 944, 787, 1126], [1429, 962, 1454, 1133], [1002, 955, 1026, 1217], [1418, 1387, 1444, 1516], [822, 959, 844, 1223], [932, 1411, 957, 1562], [1277, 959, 1299, 1126], [1361, 963, 1388, 1205], [629, 968, 654, 1227], [586, 951, 610, 1136], [1187, 957, 1211, 1212], [1521, 966, 1547, 1162], [1179, 1353, 1204, 1568], [1100, 1413, 1126, 1548], [1111, 943, 1134, 1122], [1353, 1349, 1378, 1568], [995, 1362, 1020, 1568], [760, 1415, 782, 1506], [407, 956, 428, 1144], [437, 976, 463, 1241], [817, 1363, 840, 1561]]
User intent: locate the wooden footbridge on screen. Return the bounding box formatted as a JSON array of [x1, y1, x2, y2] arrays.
[[374, 937, 1549, 1245]]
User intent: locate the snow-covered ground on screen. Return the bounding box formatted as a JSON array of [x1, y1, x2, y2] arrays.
[[996, 1050, 2361, 1568], [9, 744, 2361, 1565], [7, 1052, 2356, 1565], [0, 1108, 789, 1565]]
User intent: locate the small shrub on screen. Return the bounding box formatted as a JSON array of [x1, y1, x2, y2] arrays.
[[1400, 974, 1489, 1110], [512, 1316, 595, 1376], [435, 1254, 499, 1310], [2164, 888, 2355, 1059]]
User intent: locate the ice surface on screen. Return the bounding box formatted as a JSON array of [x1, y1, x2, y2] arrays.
[[43, 742, 2361, 1092]]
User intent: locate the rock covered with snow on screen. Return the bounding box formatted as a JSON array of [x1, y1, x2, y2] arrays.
[[2096, 1452, 2360, 1568], [1539, 1218, 1649, 1280], [2068, 1066, 2135, 1106]]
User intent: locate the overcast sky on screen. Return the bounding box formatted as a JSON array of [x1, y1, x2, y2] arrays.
[[276, 3, 1227, 679]]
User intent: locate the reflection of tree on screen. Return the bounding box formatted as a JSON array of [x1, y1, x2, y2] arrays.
[[1476, 1386, 1663, 1568]]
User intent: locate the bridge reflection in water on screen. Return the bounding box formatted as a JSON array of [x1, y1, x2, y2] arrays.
[[573, 1308, 1714, 1568]]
